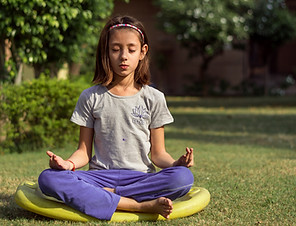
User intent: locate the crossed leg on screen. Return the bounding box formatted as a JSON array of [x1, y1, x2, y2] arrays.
[[103, 187, 173, 218], [38, 166, 193, 220]]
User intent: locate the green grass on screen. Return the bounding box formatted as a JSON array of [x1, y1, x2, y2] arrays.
[[1, 97, 296, 225]]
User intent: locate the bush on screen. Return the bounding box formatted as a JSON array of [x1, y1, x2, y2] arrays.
[[0, 76, 87, 153]]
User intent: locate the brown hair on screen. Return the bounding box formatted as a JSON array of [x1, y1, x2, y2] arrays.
[[92, 15, 151, 86]]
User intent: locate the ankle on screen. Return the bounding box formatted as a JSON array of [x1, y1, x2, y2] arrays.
[[103, 187, 115, 193]]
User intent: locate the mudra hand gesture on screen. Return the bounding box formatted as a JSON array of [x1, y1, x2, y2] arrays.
[[174, 147, 194, 168]]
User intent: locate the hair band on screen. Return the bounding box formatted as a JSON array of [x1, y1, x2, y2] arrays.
[[109, 24, 144, 40]]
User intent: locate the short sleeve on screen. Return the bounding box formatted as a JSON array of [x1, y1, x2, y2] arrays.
[[70, 90, 95, 128], [149, 92, 174, 129]]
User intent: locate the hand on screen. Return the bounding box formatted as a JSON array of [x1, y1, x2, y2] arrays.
[[46, 150, 72, 170], [174, 147, 194, 168]]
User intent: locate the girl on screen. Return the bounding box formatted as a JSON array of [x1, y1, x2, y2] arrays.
[[38, 15, 194, 221]]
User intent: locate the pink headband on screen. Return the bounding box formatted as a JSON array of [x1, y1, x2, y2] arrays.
[[109, 24, 144, 40]]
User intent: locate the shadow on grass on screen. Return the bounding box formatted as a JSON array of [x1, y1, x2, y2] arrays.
[[171, 113, 296, 135], [0, 193, 50, 221], [166, 130, 295, 151], [166, 112, 296, 150], [167, 97, 296, 108]]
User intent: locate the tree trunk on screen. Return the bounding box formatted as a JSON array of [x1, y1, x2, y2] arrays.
[[199, 55, 213, 96], [249, 38, 274, 96], [14, 63, 23, 85], [10, 39, 23, 84], [263, 63, 269, 96], [33, 64, 44, 78], [0, 38, 7, 82], [49, 62, 59, 78], [69, 61, 81, 77]]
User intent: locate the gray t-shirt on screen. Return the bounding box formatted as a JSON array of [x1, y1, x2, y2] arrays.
[[70, 85, 174, 173]]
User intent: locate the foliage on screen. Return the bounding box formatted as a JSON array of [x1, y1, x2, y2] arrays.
[[155, 0, 252, 59], [244, 0, 296, 96], [155, 0, 296, 63], [246, 0, 296, 46], [0, 76, 88, 153], [155, 0, 253, 95], [0, 0, 115, 81]]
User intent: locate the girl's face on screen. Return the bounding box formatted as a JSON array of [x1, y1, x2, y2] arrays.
[[108, 28, 148, 81]]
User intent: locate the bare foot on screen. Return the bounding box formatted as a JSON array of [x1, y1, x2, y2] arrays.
[[117, 196, 173, 219], [141, 197, 173, 219]]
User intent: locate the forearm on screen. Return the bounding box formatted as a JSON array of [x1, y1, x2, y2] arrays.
[[67, 148, 91, 170], [67, 126, 93, 170], [151, 147, 195, 169], [151, 151, 176, 169]]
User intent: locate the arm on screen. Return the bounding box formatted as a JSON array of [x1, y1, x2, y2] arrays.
[[47, 126, 94, 170], [150, 126, 194, 169]]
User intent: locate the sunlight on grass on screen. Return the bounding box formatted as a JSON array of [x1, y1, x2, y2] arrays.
[[1, 97, 295, 225]]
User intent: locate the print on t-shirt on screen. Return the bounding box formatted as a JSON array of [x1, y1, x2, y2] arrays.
[[131, 105, 150, 125]]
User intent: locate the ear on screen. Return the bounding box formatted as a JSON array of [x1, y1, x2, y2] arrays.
[[139, 44, 148, 60]]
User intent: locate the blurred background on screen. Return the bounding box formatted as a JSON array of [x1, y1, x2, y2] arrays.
[[1, 0, 296, 96], [1, 0, 296, 153]]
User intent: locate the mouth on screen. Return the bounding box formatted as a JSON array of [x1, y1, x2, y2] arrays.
[[120, 64, 128, 70]]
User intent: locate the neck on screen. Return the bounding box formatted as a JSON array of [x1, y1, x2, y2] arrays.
[[107, 76, 141, 96], [114, 74, 135, 87]]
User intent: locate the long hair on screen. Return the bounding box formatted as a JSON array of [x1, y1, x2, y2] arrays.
[[92, 15, 151, 86]]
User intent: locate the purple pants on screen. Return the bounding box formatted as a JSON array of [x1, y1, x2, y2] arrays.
[[38, 166, 194, 220]]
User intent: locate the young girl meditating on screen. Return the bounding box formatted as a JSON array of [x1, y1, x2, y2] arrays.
[[38, 15, 194, 220]]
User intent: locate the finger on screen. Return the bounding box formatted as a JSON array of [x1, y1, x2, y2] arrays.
[[189, 148, 194, 160], [188, 147, 194, 155], [186, 147, 190, 154], [183, 147, 193, 167], [188, 148, 194, 166], [185, 147, 190, 162], [46, 150, 54, 157]]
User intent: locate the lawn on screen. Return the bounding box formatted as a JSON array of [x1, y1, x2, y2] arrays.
[[0, 97, 295, 225]]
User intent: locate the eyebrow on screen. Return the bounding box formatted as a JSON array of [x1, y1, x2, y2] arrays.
[[109, 42, 138, 47]]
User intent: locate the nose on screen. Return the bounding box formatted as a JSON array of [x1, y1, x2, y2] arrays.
[[120, 49, 128, 61]]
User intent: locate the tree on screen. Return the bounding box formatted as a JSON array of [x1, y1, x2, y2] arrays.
[[0, 0, 115, 83], [155, 0, 253, 95], [246, 0, 296, 95]]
